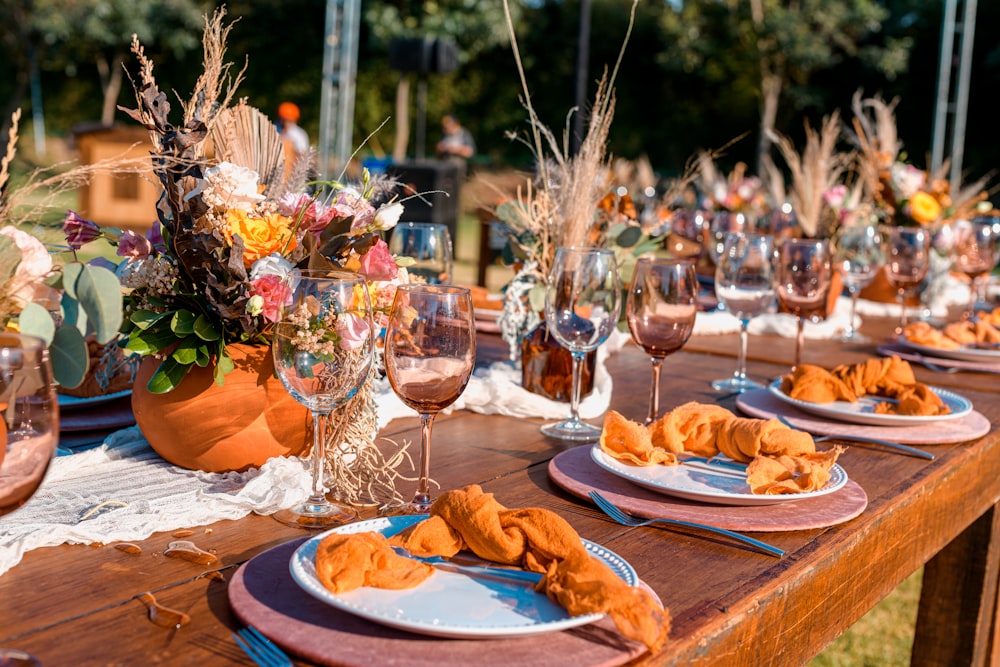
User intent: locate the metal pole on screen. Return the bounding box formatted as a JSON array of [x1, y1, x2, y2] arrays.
[[930, 0, 957, 175], [949, 0, 977, 189], [319, 0, 341, 180], [571, 0, 592, 156]]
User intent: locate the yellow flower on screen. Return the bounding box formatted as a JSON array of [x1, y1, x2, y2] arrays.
[[908, 191, 942, 225], [224, 209, 296, 267]]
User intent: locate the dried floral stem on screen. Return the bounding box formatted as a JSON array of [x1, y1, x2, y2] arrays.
[[0, 109, 20, 196]]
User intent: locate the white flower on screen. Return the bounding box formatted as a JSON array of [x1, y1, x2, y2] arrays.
[[245, 295, 265, 316], [372, 202, 404, 232], [1, 225, 56, 308], [186, 162, 266, 211], [890, 163, 927, 200], [250, 253, 298, 292]]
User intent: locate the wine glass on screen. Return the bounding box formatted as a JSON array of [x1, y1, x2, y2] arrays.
[[832, 220, 884, 342], [541, 247, 622, 441], [775, 238, 832, 369], [384, 284, 475, 513], [627, 258, 697, 423], [710, 233, 775, 393], [388, 222, 454, 284], [271, 270, 375, 528], [0, 333, 58, 518], [883, 226, 930, 335], [706, 211, 749, 267], [952, 219, 995, 319]]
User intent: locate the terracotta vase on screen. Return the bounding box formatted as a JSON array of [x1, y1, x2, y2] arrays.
[[132, 343, 311, 473], [859, 266, 922, 306], [520, 321, 596, 402]]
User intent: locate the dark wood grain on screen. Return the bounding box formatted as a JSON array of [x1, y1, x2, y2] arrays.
[[1, 314, 998, 666]]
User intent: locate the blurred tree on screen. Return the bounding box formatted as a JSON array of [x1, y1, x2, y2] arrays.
[[30, 0, 207, 126], [660, 0, 912, 173]]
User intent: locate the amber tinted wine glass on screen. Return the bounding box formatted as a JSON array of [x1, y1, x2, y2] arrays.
[[627, 258, 698, 423], [953, 220, 995, 319], [775, 238, 832, 369], [883, 226, 930, 335], [384, 285, 475, 512]]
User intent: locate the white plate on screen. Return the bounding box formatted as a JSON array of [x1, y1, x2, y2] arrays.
[[767, 378, 972, 426], [898, 337, 1000, 364], [590, 445, 848, 507], [57, 389, 132, 410], [289, 515, 638, 639]]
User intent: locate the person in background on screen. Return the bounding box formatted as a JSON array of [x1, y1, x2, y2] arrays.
[[436, 114, 475, 177], [277, 101, 309, 175]]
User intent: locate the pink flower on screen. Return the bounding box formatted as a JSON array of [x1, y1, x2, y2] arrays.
[[336, 313, 371, 350], [248, 274, 292, 323], [357, 238, 398, 281], [62, 210, 101, 249], [278, 193, 336, 234], [117, 230, 153, 259], [147, 222, 166, 252], [328, 189, 376, 231]]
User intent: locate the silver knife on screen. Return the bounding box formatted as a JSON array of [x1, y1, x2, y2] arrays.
[[391, 546, 543, 586]]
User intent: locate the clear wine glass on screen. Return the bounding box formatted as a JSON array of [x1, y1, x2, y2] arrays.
[[388, 222, 454, 284], [0, 332, 58, 518], [952, 219, 995, 319], [627, 258, 698, 423], [832, 219, 884, 343], [384, 284, 475, 513], [775, 238, 832, 369], [707, 211, 749, 267], [711, 233, 775, 393], [883, 226, 930, 336], [271, 270, 374, 528], [541, 247, 622, 441]]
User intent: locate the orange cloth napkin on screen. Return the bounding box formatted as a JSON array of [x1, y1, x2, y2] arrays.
[[904, 312, 1000, 349], [315, 485, 669, 652], [781, 356, 949, 416], [600, 404, 842, 495]]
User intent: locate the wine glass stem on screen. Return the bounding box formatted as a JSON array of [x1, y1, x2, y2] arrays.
[[413, 412, 437, 508], [646, 357, 663, 425], [569, 350, 585, 425], [847, 287, 859, 338], [794, 317, 805, 369], [308, 410, 329, 505], [735, 319, 750, 381], [897, 287, 908, 334]]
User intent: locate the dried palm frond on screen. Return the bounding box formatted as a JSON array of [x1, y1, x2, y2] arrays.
[[848, 91, 900, 203], [209, 102, 286, 194], [0, 109, 19, 197], [769, 111, 848, 237], [182, 7, 246, 132]]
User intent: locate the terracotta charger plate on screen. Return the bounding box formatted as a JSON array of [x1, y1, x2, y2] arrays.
[[548, 445, 868, 533], [228, 538, 655, 667]]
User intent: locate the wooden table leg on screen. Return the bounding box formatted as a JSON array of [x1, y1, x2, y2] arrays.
[[912, 503, 1000, 667]]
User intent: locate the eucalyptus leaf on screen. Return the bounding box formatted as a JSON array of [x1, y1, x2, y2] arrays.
[[615, 225, 643, 248], [528, 284, 547, 313], [74, 264, 124, 343], [17, 302, 56, 345], [50, 324, 89, 388], [59, 292, 88, 334], [61, 263, 84, 300]]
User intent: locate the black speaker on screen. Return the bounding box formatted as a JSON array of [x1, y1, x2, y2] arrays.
[[387, 160, 461, 241], [388, 37, 459, 75]]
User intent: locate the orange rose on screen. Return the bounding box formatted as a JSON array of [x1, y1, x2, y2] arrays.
[[224, 209, 296, 267], [908, 191, 942, 225]]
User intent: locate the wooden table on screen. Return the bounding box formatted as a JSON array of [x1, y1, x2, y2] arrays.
[[2, 316, 998, 666]]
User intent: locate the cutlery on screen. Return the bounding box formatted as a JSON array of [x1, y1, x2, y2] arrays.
[[390, 546, 543, 586], [675, 455, 749, 478], [588, 491, 784, 558], [776, 415, 934, 460], [232, 626, 293, 667], [917, 357, 959, 373]]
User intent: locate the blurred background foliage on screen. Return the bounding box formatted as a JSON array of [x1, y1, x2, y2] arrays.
[[1, 0, 998, 191]]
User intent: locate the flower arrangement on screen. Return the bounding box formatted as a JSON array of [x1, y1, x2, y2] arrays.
[[849, 92, 992, 228], [102, 10, 407, 394], [694, 153, 770, 223], [0, 109, 124, 389]]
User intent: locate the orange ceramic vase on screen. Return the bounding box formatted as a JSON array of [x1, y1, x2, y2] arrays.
[[131, 343, 310, 473]]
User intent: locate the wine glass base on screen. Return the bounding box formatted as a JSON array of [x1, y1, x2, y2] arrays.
[[272, 500, 358, 529], [541, 419, 603, 442], [710, 376, 762, 394]]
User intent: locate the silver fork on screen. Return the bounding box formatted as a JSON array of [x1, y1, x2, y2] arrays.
[[588, 491, 784, 558], [233, 626, 293, 667]]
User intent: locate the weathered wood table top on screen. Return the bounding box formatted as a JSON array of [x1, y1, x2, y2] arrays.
[[2, 315, 998, 666]]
